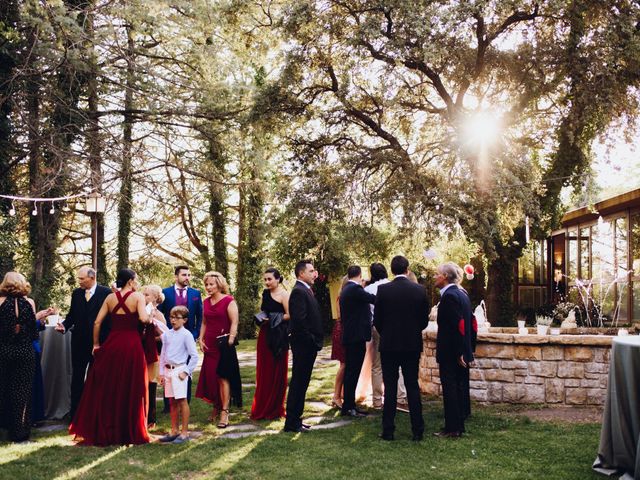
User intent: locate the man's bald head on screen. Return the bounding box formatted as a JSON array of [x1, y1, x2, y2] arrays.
[[77, 267, 97, 290]]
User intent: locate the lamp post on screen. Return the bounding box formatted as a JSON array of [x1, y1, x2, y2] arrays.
[[85, 192, 106, 271]]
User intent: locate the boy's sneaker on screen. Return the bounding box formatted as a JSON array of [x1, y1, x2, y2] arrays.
[[159, 433, 179, 443], [172, 435, 190, 444]]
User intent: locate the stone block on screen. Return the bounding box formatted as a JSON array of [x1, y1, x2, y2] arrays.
[[487, 383, 503, 402], [515, 346, 542, 360], [558, 362, 585, 379], [425, 357, 438, 369], [476, 343, 516, 359], [423, 383, 441, 396], [483, 369, 515, 382], [470, 389, 488, 402], [580, 379, 601, 388], [564, 379, 580, 387], [503, 384, 527, 403], [545, 379, 564, 403], [564, 347, 593, 362], [500, 360, 517, 369], [565, 388, 587, 405], [542, 346, 564, 360], [476, 358, 502, 369], [593, 348, 611, 363], [469, 380, 488, 390], [469, 369, 484, 381], [527, 361, 557, 378], [524, 376, 545, 385], [523, 384, 546, 403], [586, 388, 606, 406], [584, 372, 603, 380], [585, 363, 608, 374]]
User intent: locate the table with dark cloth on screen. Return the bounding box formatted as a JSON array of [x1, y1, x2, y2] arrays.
[[593, 335, 640, 480], [39, 324, 72, 419]]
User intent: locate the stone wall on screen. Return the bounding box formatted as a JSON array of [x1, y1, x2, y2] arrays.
[[419, 330, 613, 406]]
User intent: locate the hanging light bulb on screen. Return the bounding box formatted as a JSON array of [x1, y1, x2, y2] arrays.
[[62, 202, 70, 212], [9, 202, 15, 216], [32, 204, 38, 216], [49, 203, 55, 214]]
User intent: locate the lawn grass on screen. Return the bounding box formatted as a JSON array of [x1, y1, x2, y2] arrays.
[[0, 339, 603, 479]]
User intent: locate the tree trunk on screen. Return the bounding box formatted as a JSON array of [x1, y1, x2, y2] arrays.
[[86, 3, 107, 284], [234, 146, 265, 338], [0, 0, 19, 275], [207, 139, 228, 277], [117, 24, 135, 271]]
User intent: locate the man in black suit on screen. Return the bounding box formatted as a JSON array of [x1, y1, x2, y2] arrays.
[[339, 265, 376, 417], [55, 267, 111, 419], [284, 259, 323, 433], [373, 255, 430, 441], [433, 262, 474, 438]]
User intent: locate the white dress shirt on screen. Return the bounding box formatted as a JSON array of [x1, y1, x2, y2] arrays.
[[365, 278, 390, 317], [159, 326, 199, 377]]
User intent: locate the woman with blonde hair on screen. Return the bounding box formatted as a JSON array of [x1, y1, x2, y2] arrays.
[[0, 272, 52, 441], [141, 284, 168, 428], [196, 272, 240, 428]]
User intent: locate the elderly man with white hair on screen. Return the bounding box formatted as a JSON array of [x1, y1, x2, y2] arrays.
[[433, 261, 474, 438], [56, 267, 111, 419]]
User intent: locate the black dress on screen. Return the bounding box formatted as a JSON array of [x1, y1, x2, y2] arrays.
[[0, 296, 38, 441]]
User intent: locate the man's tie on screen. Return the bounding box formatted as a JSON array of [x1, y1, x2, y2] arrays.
[[85, 290, 91, 302], [178, 288, 185, 299]]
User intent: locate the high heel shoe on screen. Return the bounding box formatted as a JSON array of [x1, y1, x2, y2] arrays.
[[217, 409, 229, 429], [331, 399, 343, 409]]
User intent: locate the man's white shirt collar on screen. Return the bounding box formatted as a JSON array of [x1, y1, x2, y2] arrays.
[[86, 283, 97, 296], [297, 279, 312, 289], [439, 283, 455, 295]]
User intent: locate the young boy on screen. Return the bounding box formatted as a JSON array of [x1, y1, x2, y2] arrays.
[[159, 305, 199, 444]]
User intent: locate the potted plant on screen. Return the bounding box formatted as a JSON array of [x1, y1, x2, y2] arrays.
[[535, 315, 552, 335]]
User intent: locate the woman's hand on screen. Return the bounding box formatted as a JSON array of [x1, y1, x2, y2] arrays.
[[199, 338, 208, 352], [178, 372, 188, 381], [92, 344, 100, 355], [228, 334, 235, 346]]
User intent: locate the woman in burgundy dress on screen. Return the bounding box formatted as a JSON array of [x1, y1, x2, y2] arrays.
[[330, 275, 349, 408], [196, 271, 239, 428], [250, 268, 290, 420], [70, 269, 151, 446]]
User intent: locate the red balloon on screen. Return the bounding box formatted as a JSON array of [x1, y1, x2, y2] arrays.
[[463, 264, 474, 275]]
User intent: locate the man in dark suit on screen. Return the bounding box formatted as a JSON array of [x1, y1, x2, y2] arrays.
[[159, 266, 203, 340], [373, 255, 430, 441], [433, 262, 474, 438], [159, 265, 203, 409], [284, 259, 323, 433], [340, 265, 376, 417], [55, 267, 111, 419]]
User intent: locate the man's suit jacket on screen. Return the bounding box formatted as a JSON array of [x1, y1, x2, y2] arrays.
[[159, 286, 203, 339], [62, 285, 111, 346], [289, 280, 323, 351], [373, 276, 430, 352], [435, 284, 474, 364], [339, 281, 376, 345]]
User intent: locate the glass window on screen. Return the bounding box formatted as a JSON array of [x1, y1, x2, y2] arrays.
[[518, 240, 547, 285], [631, 214, 640, 279], [615, 217, 629, 279], [579, 226, 590, 279], [567, 227, 578, 281], [592, 219, 614, 283]]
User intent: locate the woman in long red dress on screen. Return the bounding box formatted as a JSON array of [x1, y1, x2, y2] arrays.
[[250, 268, 290, 420], [195, 272, 239, 428], [70, 269, 151, 446], [330, 276, 349, 408]]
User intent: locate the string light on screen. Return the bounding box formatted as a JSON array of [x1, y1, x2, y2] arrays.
[[0, 192, 93, 217]]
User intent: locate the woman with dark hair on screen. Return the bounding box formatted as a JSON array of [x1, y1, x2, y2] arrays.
[[70, 268, 151, 445], [250, 268, 290, 420], [0, 272, 52, 441]]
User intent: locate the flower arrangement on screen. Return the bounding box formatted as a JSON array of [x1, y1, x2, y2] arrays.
[[553, 302, 576, 324], [535, 315, 553, 327]]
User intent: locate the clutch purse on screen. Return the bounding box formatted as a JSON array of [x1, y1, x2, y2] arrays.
[[254, 311, 269, 326], [217, 333, 239, 347]]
